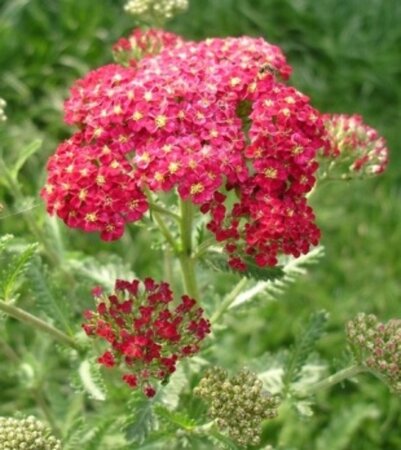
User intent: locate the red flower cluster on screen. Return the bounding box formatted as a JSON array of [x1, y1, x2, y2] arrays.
[[322, 113, 388, 178], [82, 278, 210, 396], [42, 30, 327, 268]]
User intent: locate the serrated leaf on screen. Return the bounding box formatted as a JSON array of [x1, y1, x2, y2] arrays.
[[202, 251, 283, 281], [78, 359, 107, 401], [29, 255, 71, 331], [160, 364, 188, 410], [154, 405, 196, 431], [0, 235, 13, 254], [125, 395, 157, 444], [293, 399, 315, 417], [283, 310, 329, 389], [67, 255, 135, 290], [230, 246, 325, 309], [208, 430, 241, 450], [0, 242, 38, 300], [10, 139, 42, 180]]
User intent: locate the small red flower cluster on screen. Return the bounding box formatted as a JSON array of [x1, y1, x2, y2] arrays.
[[322, 113, 388, 178], [42, 30, 327, 268], [82, 278, 210, 397]]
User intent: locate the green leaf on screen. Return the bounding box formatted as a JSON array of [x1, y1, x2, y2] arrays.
[[229, 246, 325, 309], [10, 139, 42, 180], [124, 395, 157, 444], [208, 429, 241, 450], [67, 255, 135, 290], [159, 364, 188, 410], [316, 403, 379, 450], [28, 256, 72, 331], [0, 242, 38, 300], [0, 234, 13, 254], [154, 405, 196, 431], [202, 250, 284, 281], [283, 310, 329, 389], [78, 359, 107, 401]]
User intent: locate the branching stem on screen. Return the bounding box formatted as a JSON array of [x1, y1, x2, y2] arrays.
[[295, 364, 365, 397], [0, 299, 81, 351]]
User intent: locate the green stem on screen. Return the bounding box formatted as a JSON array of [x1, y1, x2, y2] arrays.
[[178, 199, 200, 299], [296, 364, 365, 397], [179, 199, 193, 256], [178, 255, 200, 299], [149, 201, 180, 221], [0, 299, 80, 351], [192, 237, 215, 260], [211, 277, 248, 324], [152, 209, 179, 252]]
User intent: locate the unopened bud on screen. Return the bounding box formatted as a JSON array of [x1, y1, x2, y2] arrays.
[[0, 416, 61, 450], [195, 367, 279, 447], [347, 313, 401, 394]]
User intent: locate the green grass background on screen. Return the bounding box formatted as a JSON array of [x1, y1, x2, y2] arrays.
[[0, 0, 401, 448]]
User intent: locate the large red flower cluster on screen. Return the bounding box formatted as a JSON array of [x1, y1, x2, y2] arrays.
[[42, 29, 327, 268], [83, 278, 210, 397]]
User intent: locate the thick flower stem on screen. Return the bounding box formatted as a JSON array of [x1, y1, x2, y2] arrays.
[[296, 364, 365, 397], [0, 299, 80, 351], [178, 254, 200, 300]]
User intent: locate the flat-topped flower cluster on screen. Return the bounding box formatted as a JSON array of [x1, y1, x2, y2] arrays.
[[42, 29, 388, 270], [42, 30, 325, 269], [83, 278, 210, 396]]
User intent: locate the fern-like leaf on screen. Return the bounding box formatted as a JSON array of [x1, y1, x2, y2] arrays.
[[10, 139, 42, 181], [229, 246, 324, 309], [154, 405, 196, 431], [202, 250, 283, 281], [0, 242, 38, 300], [0, 234, 13, 254], [67, 255, 135, 290], [29, 255, 71, 331], [124, 394, 157, 444], [283, 310, 329, 389], [78, 359, 107, 401]]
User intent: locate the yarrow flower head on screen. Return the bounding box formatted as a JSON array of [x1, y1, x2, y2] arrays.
[[83, 278, 211, 397], [124, 0, 188, 24], [194, 367, 280, 447], [0, 416, 61, 450], [346, 313, 401, 394], [321, 114, 388, 179], [42, 30, 328, 270], [0, 98, 6, 122]]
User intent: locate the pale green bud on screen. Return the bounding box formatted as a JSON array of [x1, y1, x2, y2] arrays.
[[0, 416, 61, 450]]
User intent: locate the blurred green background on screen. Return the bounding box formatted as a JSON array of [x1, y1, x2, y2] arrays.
[[1, 0, 400, 448]]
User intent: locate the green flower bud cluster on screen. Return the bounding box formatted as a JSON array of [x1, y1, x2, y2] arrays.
[[347, 313, 401, 393], [0, 98, 6, 122], [124, 0, 188, 24], [0, 416, 61, 450], [194, 367, 280, 447]]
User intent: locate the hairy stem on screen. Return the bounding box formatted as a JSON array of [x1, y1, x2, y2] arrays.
[[211, 277, 248, 324], [0, 299, 80, 351], [152, 209, 179, 252], [149, 201, 180, 221], [296, 364, 365, 397]]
